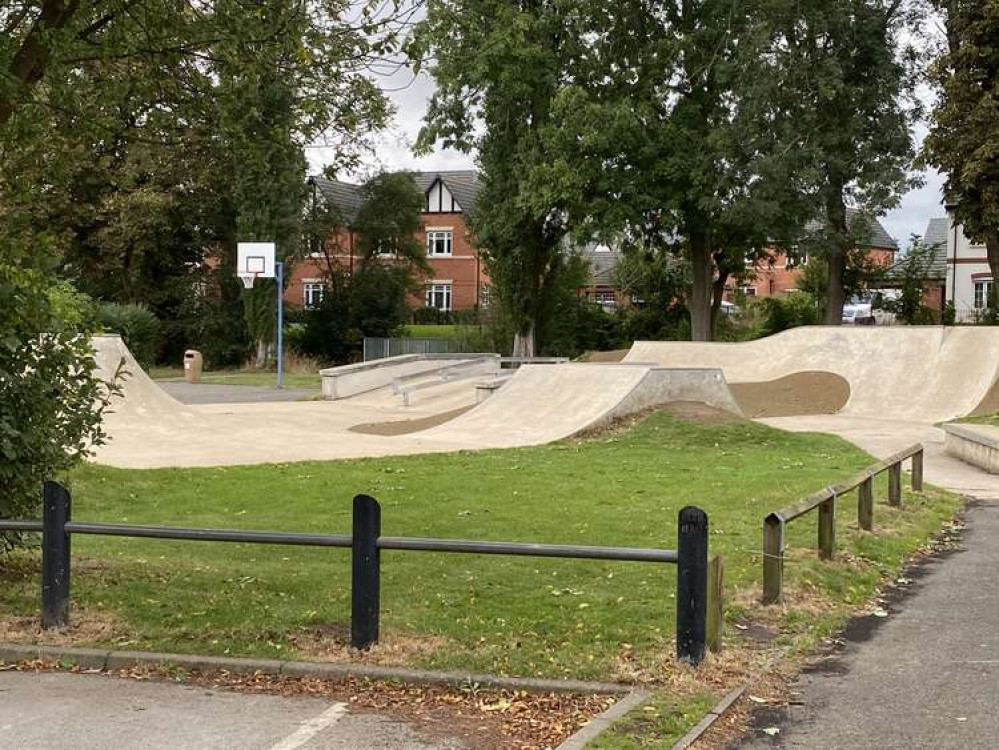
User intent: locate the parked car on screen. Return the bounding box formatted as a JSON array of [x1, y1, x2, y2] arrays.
[[842, 297, 875, 325]]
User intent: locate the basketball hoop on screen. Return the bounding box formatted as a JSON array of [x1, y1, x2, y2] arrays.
[[238, 272, 259, 289]]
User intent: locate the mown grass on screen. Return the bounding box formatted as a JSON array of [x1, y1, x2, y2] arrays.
[[402, 324, 462, 339], [958, 413, 999, 428], [0, 415, 958, 693], [149, 366, 320, 390]]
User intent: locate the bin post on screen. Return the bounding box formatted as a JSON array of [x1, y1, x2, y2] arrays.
[[676, 506, 708, 666], [351, 494, 381, 649], [41, 481, 71, 629]]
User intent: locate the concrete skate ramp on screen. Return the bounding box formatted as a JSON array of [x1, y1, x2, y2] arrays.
[[416, 363, 742, 448], [624, 327, 999, 423]]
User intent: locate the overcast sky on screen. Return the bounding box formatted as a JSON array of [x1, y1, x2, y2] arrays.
[[307, 69, 947, 251]]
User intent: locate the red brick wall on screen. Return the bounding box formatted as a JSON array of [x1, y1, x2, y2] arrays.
[[284, 215, 490, 312], [740, 247, 896, 299]]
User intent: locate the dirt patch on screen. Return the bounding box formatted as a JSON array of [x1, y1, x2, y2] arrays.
[[288, 625, 448, 667], [350, 406, 473, 436], [4, 660, 616, 750], [580, 349, 629, 363], [730, 372, 850, 418], [0, 609, 123, 645], [659, 401, 743, 424]]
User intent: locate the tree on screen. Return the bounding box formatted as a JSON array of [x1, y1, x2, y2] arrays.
[[411, 0, 584, 356], [924, 0, 999, 285], [769, 0, 922, 324], [352, 171, 429, 277]]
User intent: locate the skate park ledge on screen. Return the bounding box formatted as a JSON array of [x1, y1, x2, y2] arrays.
[[943, 423, 999, 474], [320, 353, 498, 400]]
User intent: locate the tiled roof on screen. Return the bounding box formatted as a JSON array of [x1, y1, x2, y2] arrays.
[[882, 217, 949, 282], [413, 170, 482, 212], [309, 176, 363, 224], [804, 208, 898, 250], [310, 170, 482, 221]]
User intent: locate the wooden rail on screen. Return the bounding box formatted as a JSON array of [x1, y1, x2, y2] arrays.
[[762, 444, 924, 604]]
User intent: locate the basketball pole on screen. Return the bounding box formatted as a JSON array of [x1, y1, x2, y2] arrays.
[[276, 261, 284, 389]]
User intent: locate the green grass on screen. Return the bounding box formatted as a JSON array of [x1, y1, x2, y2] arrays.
[[957, 413, 999, 428], [149, 367, 319, 390], [0, 415, 958, 687], [402, 324, 462, 339], [589, 691, 719, 749]]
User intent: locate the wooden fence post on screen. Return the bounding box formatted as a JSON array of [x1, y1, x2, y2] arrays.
[[351, 494, 381, 650], [706, 555, 724, 654], [762, 513, 784, 605], [41, 481, 71, 629], [888, 462, 902, 507], [676, 506, 708, 666], [817, 494, 836, 560], [911, 450, 924, 491], [858, 476, 874, 531]]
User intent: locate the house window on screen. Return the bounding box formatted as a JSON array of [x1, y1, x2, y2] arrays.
[[427, 230, 453, 256], [426, 283, 452, 311], [974, 280, 994, 309], [303, 282, 325, 310], [739, 285, 757, 297], [480, 284, 491, 309], [593, 290, 617, 308]]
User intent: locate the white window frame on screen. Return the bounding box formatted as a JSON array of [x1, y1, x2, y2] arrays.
[[739, 284, 757, 297], [974, 280, 994, 309], [303, 281, 325, 310], [593, 290, 617, 308], [479, 283, 491, 309], [426, 229, 453, 257], [426, 282, 452, 311]]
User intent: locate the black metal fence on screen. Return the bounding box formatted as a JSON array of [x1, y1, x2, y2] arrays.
[[1, 482, 715, 666]]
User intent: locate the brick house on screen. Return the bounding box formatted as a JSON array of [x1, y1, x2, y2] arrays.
[[737, 209, 898, 299], [286, 171, 488, 314]]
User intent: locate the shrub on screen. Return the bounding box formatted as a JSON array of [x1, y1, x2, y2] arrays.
[[412, 306, 452, 325], [1, 267, 117, 548], [758, 293, 821, 336], [96, 302, 161, 367]]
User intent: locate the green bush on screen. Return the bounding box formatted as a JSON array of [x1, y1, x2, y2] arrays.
[[1, 267, 116, 546], [412, 306, 452, 325], [758, 293, 821, 336], [96, 302, 161, 367]]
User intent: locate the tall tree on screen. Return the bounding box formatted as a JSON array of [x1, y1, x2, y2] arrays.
[[924, 0, 999, 285], [769, 0, 921, 324], [411, 0, 584, 356]]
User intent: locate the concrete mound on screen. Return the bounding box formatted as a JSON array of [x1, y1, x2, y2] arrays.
[[731, 371, 850, 418], [625, 327, 999, 423]]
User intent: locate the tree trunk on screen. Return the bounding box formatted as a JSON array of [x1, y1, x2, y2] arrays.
[[254, 339, 268, 368], [824, 189, 848, 325], [710, 268, 729, 334], [689, 234, 713, 341], [512, 325, 535, 358]]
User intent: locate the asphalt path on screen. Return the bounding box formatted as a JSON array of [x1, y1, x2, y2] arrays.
[[158, 381, 318, 404], [0, 670, 466, 749]]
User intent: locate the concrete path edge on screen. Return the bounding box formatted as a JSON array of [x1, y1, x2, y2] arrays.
[[669, 685, 748, 750], [0, 642, 631, 696], [555, 689, 651, 750]]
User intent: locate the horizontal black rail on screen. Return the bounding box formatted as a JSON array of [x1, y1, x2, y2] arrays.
[[5, 483, 715, 666], [0, 521, 677, 563], [377, 536, 677, 562]]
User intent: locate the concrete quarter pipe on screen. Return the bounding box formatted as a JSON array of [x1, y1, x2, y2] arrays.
[[625, 327, 999, 423]]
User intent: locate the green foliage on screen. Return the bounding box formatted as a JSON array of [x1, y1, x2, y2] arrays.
[[293, 266, 409, 366], [612, 247, 692, 341], [876, 237, 938, 325], [95, 302, 161, 368], [797, 245, 884, 319], [353, 172, 429, 275], [0, 265, 114, 546], [173, 277, 251, 369], [924, 0, 999, 279], [758, 293, 821, 337]]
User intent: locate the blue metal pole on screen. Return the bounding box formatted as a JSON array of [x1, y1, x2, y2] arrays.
[[276, 261, 284, 389]]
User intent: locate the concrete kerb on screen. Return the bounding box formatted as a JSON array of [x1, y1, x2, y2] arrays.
[[0, 643, 631, 696], [555, 689, 651, 750], [670, 685, 748, 750]]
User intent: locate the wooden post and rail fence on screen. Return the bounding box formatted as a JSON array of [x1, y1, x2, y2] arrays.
[[762, 443, 924, 604]]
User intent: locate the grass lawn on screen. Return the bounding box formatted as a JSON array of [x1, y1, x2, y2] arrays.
[[149, 366, 320, 390], [958, 413, 999, 428], [0, 414, 958, 741], [403, 324, 462, 339]]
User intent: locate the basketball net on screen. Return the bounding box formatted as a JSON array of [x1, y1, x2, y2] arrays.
[[238, 272, 259, 290]]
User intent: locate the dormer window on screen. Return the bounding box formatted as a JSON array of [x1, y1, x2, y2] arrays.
[[425, 178, 463, 213]]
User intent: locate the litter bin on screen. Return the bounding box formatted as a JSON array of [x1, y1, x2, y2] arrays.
[[183, 350, 203, 384]]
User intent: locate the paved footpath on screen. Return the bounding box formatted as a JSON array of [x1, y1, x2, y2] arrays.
[[159, 381, 318, 404], [739, 417, 999, 750], [0, 670, 465, 749]]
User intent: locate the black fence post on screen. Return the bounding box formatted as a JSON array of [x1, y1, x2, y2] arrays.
[[41, 481, 71, 629], [351, 494, 381, 650], [676, 506, 708, 666]]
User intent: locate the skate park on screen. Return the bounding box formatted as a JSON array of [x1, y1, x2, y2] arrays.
[[92, 327, 999, 494]]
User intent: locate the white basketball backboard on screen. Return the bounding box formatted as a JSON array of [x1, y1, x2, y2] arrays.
[[237, 242, 276, 279]]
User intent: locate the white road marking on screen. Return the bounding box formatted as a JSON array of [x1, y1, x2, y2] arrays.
[[267, 703, 349, 750]]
